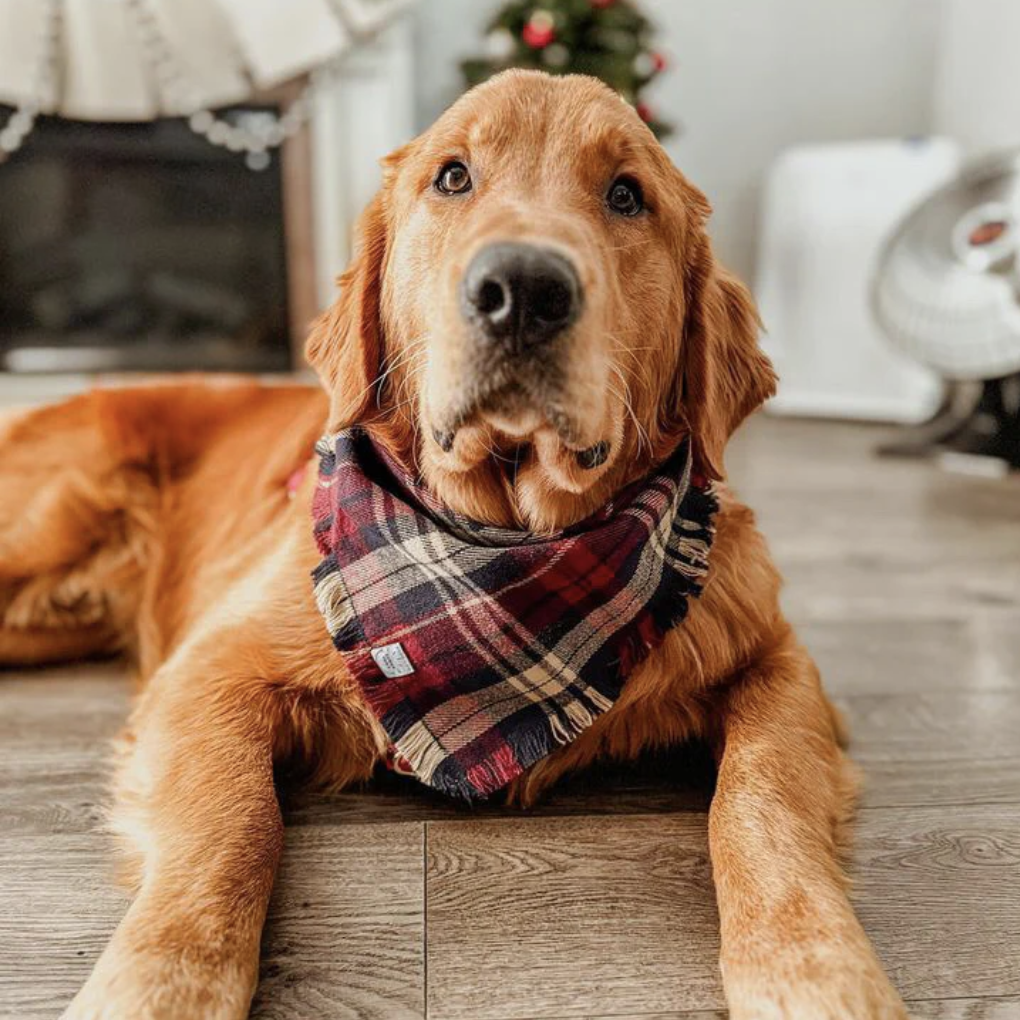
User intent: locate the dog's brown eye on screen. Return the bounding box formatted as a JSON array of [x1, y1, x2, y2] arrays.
[[435, 161, 472, 195], [607, 177, 643, 217]]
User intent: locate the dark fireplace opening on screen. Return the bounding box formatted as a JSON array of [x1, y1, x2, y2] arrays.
[[0, 109, 293, 374]]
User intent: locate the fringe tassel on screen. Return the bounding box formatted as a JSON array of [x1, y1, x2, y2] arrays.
[[394, 722, 449, 783], [314, 433, 336, 460], [312, 564, 362, 648], [585, 686, 614, 713], [542, 682, 614, 748], [393, 687, 619, 800]]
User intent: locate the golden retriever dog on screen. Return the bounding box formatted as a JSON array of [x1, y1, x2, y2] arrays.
[[0, 71, 907, 1019]]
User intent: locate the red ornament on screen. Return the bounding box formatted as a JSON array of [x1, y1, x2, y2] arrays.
[[522, 17, 555, 49], [636, 102, 653, 123], [590, 0, 617, 8], [652, 51, 667, 72]]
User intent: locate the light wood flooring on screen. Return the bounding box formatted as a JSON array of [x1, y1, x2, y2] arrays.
[[2, 416, 1019, 1019]]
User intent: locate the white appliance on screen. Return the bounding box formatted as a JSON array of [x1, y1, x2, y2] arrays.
[[874, 150, 1020, 382], [756, 138, 960, 422]]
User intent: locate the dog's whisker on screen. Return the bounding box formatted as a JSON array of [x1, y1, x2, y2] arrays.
[[339, 335, 430, 412], [607, 368, 651, 456], [608, 340, 655, 395], [391, 350, 429, 404], [372, 338, 430, 400]]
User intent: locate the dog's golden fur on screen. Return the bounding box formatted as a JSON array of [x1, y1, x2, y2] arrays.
[[1, 72, 906, 1019]]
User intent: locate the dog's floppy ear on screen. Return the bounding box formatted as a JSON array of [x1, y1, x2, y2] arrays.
[[673, 215, 776, 481], [305, 192, 387, 430]]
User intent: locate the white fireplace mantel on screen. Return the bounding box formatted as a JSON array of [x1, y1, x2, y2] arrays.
[[310, 17, 415, 309]]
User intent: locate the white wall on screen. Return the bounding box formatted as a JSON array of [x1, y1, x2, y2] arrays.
[[935, 0, 1020, 155], [411, 1, 945, 278], [646, 1, 942, 278], [412, 0, 499, 130]]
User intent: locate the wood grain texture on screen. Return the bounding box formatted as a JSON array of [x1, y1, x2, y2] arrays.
[[727, 418, 1020, 626], [797, 618, 1005, 696], [0, 834, 127, 1018], [251, 821, 424, 1020], [508, 1013, 726, 1020], [3, 418, 1020, 1019], [906, 999, 1020, 1019], [505, 1002, 1020, 1020], [854, 806, 1020, 1003], [423, 804, 1020, 1019], [0, 670, 128, 1018], [0, 669, 125, 844], [425, 813, 722, 1020], [841, 692, 1020, 809]]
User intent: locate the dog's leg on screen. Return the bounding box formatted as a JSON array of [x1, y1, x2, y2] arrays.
[[708, 636, 907, 1020], [62, 658, 285, 1020]]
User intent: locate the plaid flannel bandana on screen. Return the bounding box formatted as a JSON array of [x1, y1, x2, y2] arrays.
[[310, 428, 718, 800]]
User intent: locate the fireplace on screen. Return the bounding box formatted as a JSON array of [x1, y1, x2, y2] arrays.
[[0, 105, 318, 374], [0, 18, 415, 400]]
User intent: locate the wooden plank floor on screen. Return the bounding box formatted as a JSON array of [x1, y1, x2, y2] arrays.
[[2, 416, 1020, 1019]]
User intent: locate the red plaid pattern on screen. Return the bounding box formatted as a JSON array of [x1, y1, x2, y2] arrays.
[[311, 429, 717, 800]]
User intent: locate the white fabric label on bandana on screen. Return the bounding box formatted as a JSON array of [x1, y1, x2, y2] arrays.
[[371, 642, 415, 678]]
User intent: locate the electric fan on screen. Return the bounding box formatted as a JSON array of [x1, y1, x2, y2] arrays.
[[872, 149, 1020, 469]]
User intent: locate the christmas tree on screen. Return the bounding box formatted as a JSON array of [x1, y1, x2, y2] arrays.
[[462, 0, 672, 138]]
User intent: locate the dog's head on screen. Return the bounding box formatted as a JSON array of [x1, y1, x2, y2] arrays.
[[307, 70, 775, 530]]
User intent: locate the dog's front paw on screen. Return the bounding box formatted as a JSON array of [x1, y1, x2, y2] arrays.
[[62, 945, 255, 1020], [727, 988, 908, 1020], [723, 946, 908, 1020]]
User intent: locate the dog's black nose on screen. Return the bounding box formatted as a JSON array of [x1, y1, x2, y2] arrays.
[[461, 242, 582, 352]]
